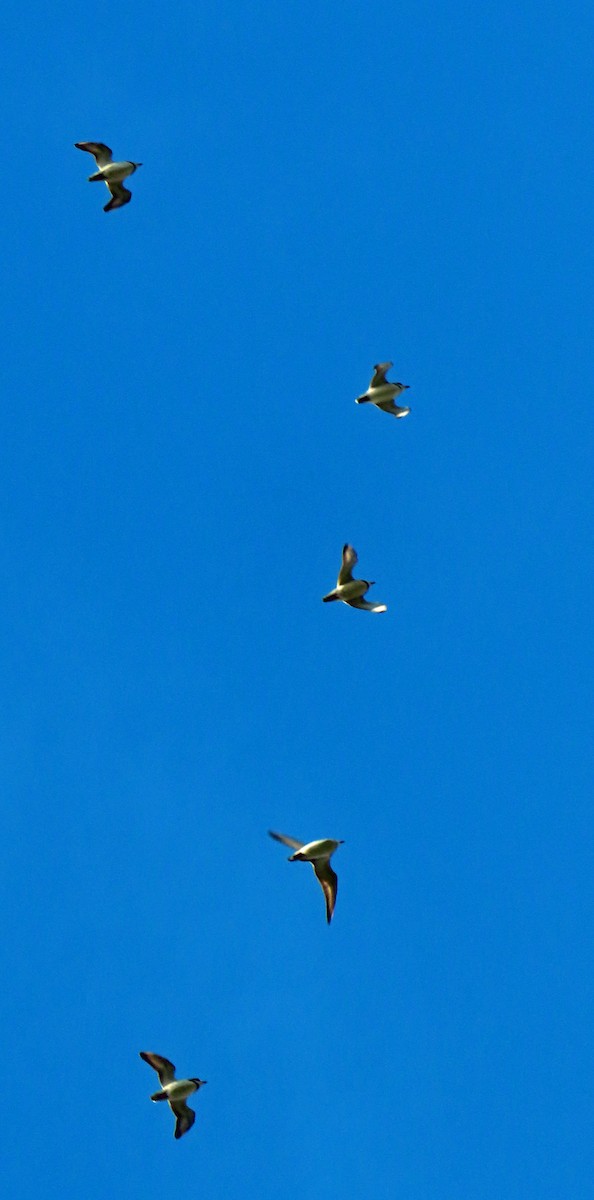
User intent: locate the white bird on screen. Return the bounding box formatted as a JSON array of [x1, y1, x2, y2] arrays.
[[268, 831, 344, 924], [322, 544, 387, 612], [74, 142, 142, 212], [139, 1052, 207, 1139], [355, 362, 411, 418]]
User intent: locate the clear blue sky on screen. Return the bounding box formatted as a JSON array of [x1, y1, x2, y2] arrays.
[[2, 1, 593, 1196]]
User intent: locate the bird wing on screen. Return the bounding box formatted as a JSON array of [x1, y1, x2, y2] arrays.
[[268, 830, 304, 851], [369, 362, 392, 388], [346, 596, 387, 613], [170, 1100, 196, 1139], [104, 182, 132, 212], [378, 400, 411, 418], [74, 141, 113, 167], [337, 543, 358, 585], [312, 859, 338, 924], [139, 1051, 176, 1086]]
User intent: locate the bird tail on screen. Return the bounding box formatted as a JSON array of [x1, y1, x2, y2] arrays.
[[88, 171, 104, 182], [150, 1090, 169, 1102], [322, 591, 339, 602], [355, 395, 371, 404]]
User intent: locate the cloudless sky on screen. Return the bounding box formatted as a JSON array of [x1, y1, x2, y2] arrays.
[[1, 2, 593, 1197]]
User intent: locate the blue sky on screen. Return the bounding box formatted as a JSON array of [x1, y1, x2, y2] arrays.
[[1, 1, 593, 1196]]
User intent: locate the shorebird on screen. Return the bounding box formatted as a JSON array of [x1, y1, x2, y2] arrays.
[[74, 142, 142, 211], [323, 544, 387, 612], [268, 831, 344, 924], [355, 362, 411, 418], [139, 1052, 206, 1139]]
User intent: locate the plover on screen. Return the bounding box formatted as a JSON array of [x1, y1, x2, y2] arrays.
[[355, 362, 411, 418], [322, 544, 387, 612], [268, 831, 344, 924], [74, 142, 142, 212], [139, 1052, 206, 1139]]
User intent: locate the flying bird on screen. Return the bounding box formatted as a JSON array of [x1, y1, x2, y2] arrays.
[[139, 1052, 206, 1139], [268, 831, 344, 924], [74, 142, 142, 212], [355, 362, 411, 418], [322, 544, 387, 612]]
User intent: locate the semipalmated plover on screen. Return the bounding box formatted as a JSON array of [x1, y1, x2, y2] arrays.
[[322, 544, 387, 612], [75, 142, 142, 212], [139, 1052, 206, 1139], [355, 362, 411, 418], [268, 831, 344, 924]]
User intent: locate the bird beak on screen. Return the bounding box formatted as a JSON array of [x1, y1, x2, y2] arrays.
[[404, 384, 410, 389]]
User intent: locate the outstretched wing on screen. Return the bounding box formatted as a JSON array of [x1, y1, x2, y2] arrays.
[[74, 141, 113, 167], [312, 859, 338, 924], [268, 830, 304, 851], [139, 1051, 176, 1086], [378, 400, 411, 418], [170, 1101, 196, 1139], [369, 362, 392, 388], [346, 596, 387, 613], [104, 182, 132, 212], [338, 543, 358, 585]]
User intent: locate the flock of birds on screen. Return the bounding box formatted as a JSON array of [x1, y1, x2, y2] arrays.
[[75, 139, 412, 1140]]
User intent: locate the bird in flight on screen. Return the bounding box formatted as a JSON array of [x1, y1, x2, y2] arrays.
[[139, 1052, 207, 1139], [268, 831, 344, 924], [355, 362, 411, 418], [74, 142, 142, 212], [322, 544, 387, 612]]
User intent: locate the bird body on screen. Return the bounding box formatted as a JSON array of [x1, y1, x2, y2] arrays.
[[268, 830, 343, 924], [75, 142, 142, 211], [288, 837, 343, 862], [88, 160, 139, 184], [323, 544, 387, 612], [140, 1052, 206, 1139], [324, 577, 369, 603], [151, 1078, 203, 1103], [356, 361, 410, 417]]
